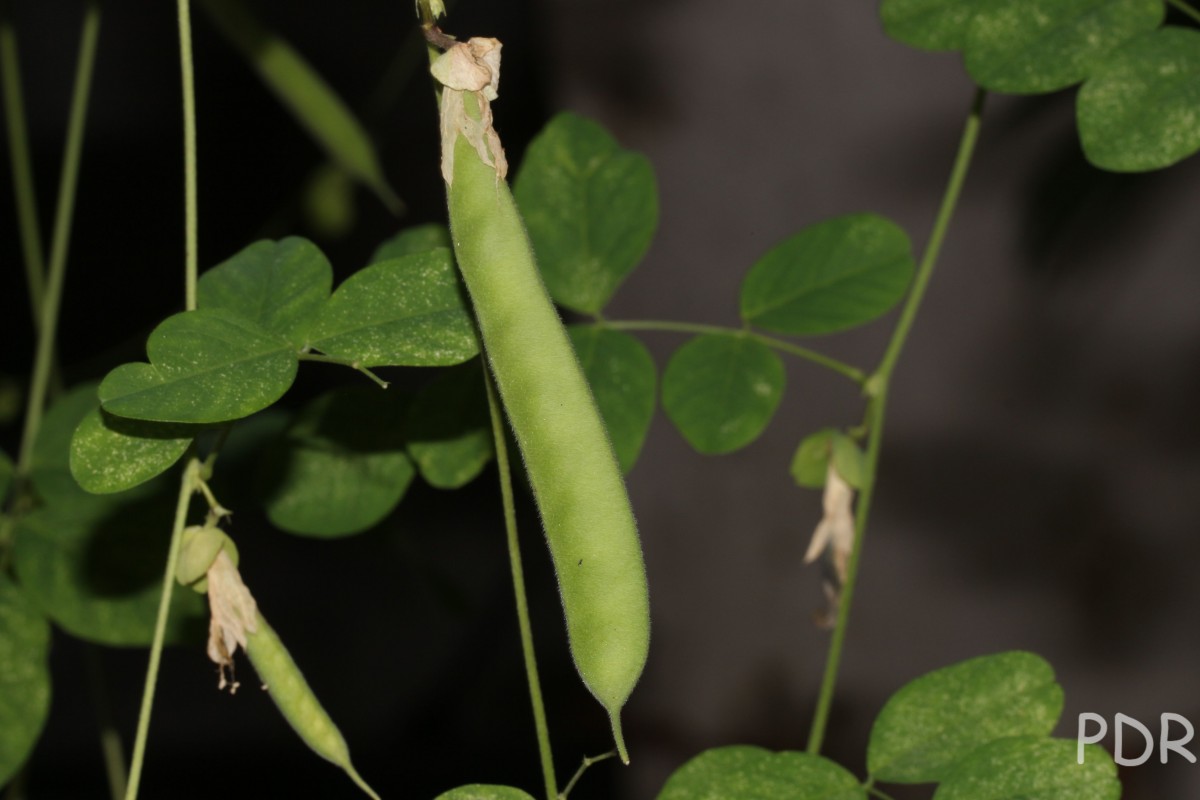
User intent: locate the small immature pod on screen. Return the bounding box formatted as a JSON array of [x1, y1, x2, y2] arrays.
[[433, 38, 650, 762]]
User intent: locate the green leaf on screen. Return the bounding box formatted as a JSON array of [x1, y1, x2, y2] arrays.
[[934, 737, 1120, 800], [30, 383, 102, 502], [405, 360, 493, 490], [0, 449, 12, 504], [259, 385, 414, 536], [1078, 26, 1200, 172], [434, 787, 537, 800], [99, 309, 298, 424], [13, 485, 204, 646], [569, 325, 657, 473], [514, 112, 658, 314], [964, 0, 1163, 94], [880, 0, 988, 51], [791, 428, 838, 489], [198, 0, 400, 212], [370, 223, 452, 264], [657, 745, 866, 800], [70, 407, 193, 494], [868, 651, 1064, 784], [740, 213, 914, 336], [662, 334, 784, 455], [0, 577, 51, 786], [198, 237, 333, 347], [309, 249, 479, 368]]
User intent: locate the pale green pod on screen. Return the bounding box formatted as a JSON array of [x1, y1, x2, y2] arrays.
[[443, 101, 650, 762], [245, 613, 381, 799]]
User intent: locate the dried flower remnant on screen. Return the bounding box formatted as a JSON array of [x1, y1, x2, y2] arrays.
[[205, 549, 259, 693], [430, 37, 506, 185], [805, 461, 856, 627]]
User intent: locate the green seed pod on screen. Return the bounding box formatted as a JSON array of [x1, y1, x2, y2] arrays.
[[245, 613, 380, 799], [436, 41, 650, 763], [176, 524, 238, 593]]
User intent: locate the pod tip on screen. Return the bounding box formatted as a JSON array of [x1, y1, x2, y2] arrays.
[[608, 710, 630, 765]]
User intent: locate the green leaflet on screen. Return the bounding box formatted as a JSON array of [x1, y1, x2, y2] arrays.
[[198, 0, 400, 212], [0, 577, 51, 786], [259, 385, 414, 537], [662, 333, 784, 455], [868, 651, 1063, 783], [569, 325, 657, 473], [1078, 26, 1200, 171], [514, 112, 658, 315], [657, 746, 865, 800], [70, 407, 194, 494], [308, 249, 479, 368], [13, 483, 204, 646], [405, 360, 493, 490], [99, 308, 298, 424], [197, 237, 333, 348], [433, 787, 537, 800], [934, 737, 1120, 800], [791, 428, 866, 489], [880, 0, 990, 51], [964, 0, 1163, 94], [740, 213, 914, 336], [370, 223, 452, 264]]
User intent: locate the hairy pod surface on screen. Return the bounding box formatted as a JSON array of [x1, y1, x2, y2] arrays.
[[445, 127, 650, 761], [245, 613, 380, 798]]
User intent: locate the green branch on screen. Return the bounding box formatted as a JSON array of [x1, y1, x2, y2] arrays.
[[483, 365, 558, 800], [179, 0, 199, 311], [298, 352, 390, 388], [806, 88, 987, 755], [602, 319, 866, 384]]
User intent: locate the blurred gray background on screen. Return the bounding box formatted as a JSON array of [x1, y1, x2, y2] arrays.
[[3, 1, 1200, 798]]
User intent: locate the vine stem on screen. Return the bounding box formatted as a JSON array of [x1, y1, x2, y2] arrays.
[[13, 0, 100, 477], [806, 87, 987, 754], [603, 319, 866, 385], [557, 751, 616, 800], [482, 365, 558, 800], [123, 458, 198, 800], [1168, 0, 1200, 25], [297, 352, 390, 388], [0, 0, 47, 323], [179, 0, 199, 311]]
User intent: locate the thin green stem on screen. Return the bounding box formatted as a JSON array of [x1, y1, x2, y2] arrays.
[[178, 0, 198, 311], [0, 1, 47, 322], [13, 0, 100, 477], [557, 751, 616, 800], [806, 88, 987, 755], [864, 784, 898, 800], [298, 352, 390, 388], [124, 458, 198, 800], [602, 319, 866, 384], [85, 646, 128, 800], [1168, 0, 1200, 25], [482, 364, 558, 800]]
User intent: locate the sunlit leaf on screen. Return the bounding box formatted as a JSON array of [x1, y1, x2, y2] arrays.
[[740, 213, 914, 335], [70, 407, 193, 494], [99, 309, 298, 424], [880, 0, 988, 51], [1078, 26, 1200, 172], [309, 249, 479, 367], [198, 237, 333, 347], [868, 651, 1063, 783], [514, 112, 658, 314], [662, 334, 784, 454], [370, 223, 452, 264], [657, 745, 865, 800]]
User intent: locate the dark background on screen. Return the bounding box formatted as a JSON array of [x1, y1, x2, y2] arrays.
[[4, 1, 1200, 798]]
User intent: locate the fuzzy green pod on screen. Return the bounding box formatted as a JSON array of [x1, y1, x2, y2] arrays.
[[245, 613, 381, 799], [437, 45, 650, 762]]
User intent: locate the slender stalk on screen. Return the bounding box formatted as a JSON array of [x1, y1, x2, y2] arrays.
[[123, 458, 198, 800], [85, 646, 129, 800], [1167, 0, 1200, 25], [806, 88, 987, 754], [13, 0, 100, 477], [297, 352, 390, 388], [557, 751, 616, 800], [0, 1, 47, 321], [603, 319, 866, 384], [482, 365, 558, 800], [864, 784, 898, 800], [178, 0, 198, 311]]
